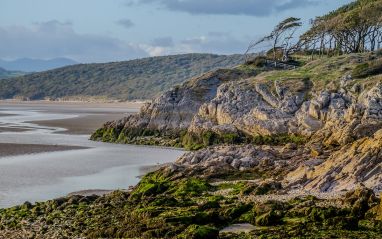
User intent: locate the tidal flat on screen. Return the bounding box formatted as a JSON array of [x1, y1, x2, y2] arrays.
[[0, 101, 183, 208]]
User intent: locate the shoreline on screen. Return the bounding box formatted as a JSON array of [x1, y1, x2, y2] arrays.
[[66, 163, 171, 197], [0, 143, 89, 157], [27, 113, 130, 135], [0, 99, 147, 108], [0, 102, 184, 209]]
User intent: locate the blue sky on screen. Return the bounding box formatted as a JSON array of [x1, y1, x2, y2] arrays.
[[0, 0, 353, 63]]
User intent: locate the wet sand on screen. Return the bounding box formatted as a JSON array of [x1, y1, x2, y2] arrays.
[[0, 100, 143, 135], [0, 100, 144, 114], [0, 127, 31, 133], [0, 101, 185, 208], [29, 113, 128, 135], [0, 113, 16, 117], [0, 143, 88, 157]]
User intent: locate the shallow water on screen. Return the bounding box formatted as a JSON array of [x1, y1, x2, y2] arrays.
[[0, 104, 183, 208]]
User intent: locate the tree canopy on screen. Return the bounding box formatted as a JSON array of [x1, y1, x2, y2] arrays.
[[300, 0, 382, 54]]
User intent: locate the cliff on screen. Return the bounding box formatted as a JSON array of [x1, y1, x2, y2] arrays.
[[92, 52, 382, 193]]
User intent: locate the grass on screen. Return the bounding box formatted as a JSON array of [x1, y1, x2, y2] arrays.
[[258, 52, 379, 92]]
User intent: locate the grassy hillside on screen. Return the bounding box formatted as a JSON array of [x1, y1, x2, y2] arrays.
[[0, 54, 245, 101], [0, 68, 26, 79]]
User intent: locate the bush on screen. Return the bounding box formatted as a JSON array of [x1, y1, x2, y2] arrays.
[[376, 49, 382, 57], [245, 56, 267, 67], [352, 59, 382, 78]]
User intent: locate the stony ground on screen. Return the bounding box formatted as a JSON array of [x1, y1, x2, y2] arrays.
[[0, 167, 381, 239]]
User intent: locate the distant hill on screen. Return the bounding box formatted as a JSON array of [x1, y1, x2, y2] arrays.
[[0, 53, 246, 101], [0, 57, 78, 72], [0, 67, 26, 79]]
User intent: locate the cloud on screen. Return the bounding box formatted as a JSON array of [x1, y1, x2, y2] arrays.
[[116, 18, 135, 29], [139, 44, 167, 56], [179, 34, 251, 55], [151, 37, 174, 47], [0, 20, 260, 63], [142, 32, 254, 56], [181, 36, 207, 45], [130, 0, 319, 16], [0, 20, 148, 62]]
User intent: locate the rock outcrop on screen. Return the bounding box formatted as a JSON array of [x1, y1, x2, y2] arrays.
[[92, 52, 382, 193], [97, 68, 259, 134], [287, 129, 382, 192], [189, 78, 312, 137]]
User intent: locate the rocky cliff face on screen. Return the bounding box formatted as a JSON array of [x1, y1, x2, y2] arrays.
[[123, 68, 258, 132], [287, 129, 382, 192], [190, 74, 382, 146], [92, 52, 382, 193], [91, 67, 259, 145]]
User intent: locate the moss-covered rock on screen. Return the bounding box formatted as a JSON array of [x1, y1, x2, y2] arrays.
[[178, 225, 219, 239], [255, 210, 283, 226]]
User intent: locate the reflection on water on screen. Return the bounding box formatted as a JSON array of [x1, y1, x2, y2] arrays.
[[0, 106, 183, 208], [0, 109, 77, 133]]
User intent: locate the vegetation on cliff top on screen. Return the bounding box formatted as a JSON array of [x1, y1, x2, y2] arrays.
[[300, 0, 382, 54]]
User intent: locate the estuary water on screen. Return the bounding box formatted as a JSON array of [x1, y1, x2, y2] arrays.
[[0, 102, 183, 208]]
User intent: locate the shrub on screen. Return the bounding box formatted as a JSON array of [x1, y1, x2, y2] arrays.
[[352, 59, 382, 78], [245, 56, 267, 67], [376, 49, 382, 57]]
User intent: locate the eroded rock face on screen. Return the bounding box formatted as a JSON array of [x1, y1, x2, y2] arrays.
[[166, 144, 311, 181], [93, 64, 382, 193], [189, 78, 312, 136], [286, 130, 382, 192], [180, 79, 382, 192], [101, 68, 258, 134], [190, 79, 382, 147], [298, 83, 382, 146]]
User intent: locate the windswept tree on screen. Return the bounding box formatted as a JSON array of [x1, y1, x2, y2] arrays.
[[245, 17, 302, 63], [300, 0, 382, 54], [269, 17, 302, 61]]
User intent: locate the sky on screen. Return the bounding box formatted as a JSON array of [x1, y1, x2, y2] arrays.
[[0, 0, 353, 63]]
